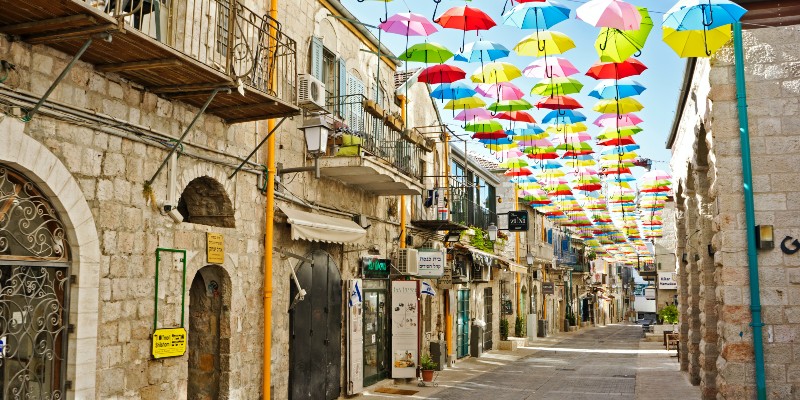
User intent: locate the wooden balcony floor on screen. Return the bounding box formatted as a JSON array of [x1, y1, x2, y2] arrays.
[[0, 0, 299, 123]]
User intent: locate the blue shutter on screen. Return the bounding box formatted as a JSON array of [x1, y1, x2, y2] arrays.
[[310, 36, 323, 81], [338, 58, 347, 117], [547, 229, 552, 244]]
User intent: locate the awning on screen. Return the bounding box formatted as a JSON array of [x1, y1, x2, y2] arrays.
[[468, 248, 497, 269], [280, 207, 366, 244]]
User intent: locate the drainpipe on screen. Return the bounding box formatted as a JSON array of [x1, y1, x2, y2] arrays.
[[733, 21, 767, 400], [263, 0, 278, 398], [443, 131, 453, 363], [399, 94, 407, 248]]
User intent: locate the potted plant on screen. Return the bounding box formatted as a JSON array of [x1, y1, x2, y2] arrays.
[[419, 353, 437, 382], [514, 315, 524, 337], [500, 317, 509, 341], [658, 304, 679, 330]]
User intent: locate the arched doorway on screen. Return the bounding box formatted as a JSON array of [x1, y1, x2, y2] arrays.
[[0, 165, 70, 399], [188, 265, 231, 400], [289, 249, 342, 400]]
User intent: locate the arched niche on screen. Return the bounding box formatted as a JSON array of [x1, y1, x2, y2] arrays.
[[177, 176, 236, 228]]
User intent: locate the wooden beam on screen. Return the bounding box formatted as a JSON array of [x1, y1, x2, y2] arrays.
[[25, 24, 117, 44], [0, 15, 96, 35], [209, 101, 278, 114], [224, 109, 301, 124], [97, 58, 181, 73], [151, 82, 233, 94]]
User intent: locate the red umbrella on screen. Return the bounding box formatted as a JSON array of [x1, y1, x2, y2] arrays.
[[472, 131, 507, 139], [435, 6, 496, 51], [563, 149, 594, 157], [496, 111, 536, 123], [585, 58, 647, 79], [574, 183, 603, 192], [418, 64, 467, 84], [598, 136, 637, 146], [535, 95, 583, 110]]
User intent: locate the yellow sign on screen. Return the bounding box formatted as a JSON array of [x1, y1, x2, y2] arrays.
[[207, 233, 224, 264], [152, 327, 187, 359]]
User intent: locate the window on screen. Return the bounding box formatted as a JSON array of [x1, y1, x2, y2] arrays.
[[309, 37, 346, 117], [322, 48, 337, 104]]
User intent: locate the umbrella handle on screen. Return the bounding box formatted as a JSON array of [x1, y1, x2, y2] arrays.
[[598, 29, 611, 51], [703, 25, 712, 56], [379, 1, 388, 24], [546, 65, 553, 79], [702, 3, 714, 27], [432, 0, 441, 21]]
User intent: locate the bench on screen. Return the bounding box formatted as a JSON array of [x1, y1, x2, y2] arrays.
[[666, 333, 680, 351]]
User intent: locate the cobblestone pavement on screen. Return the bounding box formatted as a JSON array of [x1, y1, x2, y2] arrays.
[[345, 323, 699, 400]]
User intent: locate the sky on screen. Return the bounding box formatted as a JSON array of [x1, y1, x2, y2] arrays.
[[340, 0, 688, 176]]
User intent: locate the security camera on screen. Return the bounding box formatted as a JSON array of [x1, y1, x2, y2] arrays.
[[163, 204, 183, 223]]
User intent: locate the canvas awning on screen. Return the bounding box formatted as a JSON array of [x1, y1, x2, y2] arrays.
[[281, 207, 366, 244]]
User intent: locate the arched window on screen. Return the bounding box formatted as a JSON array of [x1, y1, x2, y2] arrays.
[[177, 176, 236, 228], [0, 165, 71, 399]]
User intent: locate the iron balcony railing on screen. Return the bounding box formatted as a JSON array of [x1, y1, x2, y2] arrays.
[[449, 194, 496, 230], [325, 93, 424, 179], [90, 0, 297, 103]]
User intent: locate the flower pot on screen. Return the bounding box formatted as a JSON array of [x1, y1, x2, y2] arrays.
[[421, 369, 434, 382]]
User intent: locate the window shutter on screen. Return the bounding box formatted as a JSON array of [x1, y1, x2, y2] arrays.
[[348, 75, 365, 132], [310, 36, 323, 81], [547, 229, 552, 244], [338, 58, 347, 116]]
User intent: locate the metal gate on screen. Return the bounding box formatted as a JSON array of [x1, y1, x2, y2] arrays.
[[456, 289, 469, 358], [289, 250, 342, 400], [362, 289, 388, 387], [483, 287, 493, 350]]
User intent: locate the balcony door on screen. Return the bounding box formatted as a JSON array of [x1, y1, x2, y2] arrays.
[[456, 289, 470, 358]]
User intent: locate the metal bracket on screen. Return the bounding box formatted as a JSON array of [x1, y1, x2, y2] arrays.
[[146, 87, 231, 186], [21, 33, 112, 122], [228, 116, 288, 179], [273, 247, 314, 265], [276, 156, 321, 179]]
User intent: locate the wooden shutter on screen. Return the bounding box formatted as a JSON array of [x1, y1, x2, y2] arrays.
[[310, 36, 323, 81], [338, 58, 347, 117]]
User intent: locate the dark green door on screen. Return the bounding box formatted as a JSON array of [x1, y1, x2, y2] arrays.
[[457, 289, 470, 358], [363, 290, 388, 386]]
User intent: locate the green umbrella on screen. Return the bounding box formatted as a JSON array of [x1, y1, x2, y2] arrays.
[[398, 42, 454, 63], [531, 77, 584, 96], [465, 120, 504, 133], [594, 7, 653, 63], [487, 99, 533, 112], [498, 158, 529, 169]]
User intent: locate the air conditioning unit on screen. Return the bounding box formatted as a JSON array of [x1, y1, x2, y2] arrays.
[[298, 74, 326, 110], [394, 248, 419, 275]]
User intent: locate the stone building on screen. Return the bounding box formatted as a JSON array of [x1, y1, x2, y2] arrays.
[[668, 15, 800, 400]]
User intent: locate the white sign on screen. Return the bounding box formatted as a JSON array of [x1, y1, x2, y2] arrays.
[[645, 287, 656, 300], [391, 281, 418, 378], [658, 272, 678, 290], [417, 250, 445, 278], [346, 280, 364, 394]]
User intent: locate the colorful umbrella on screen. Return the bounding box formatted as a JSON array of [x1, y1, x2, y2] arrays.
[[418, 64, 466, 84], [473, 130, 508, 140], [593, 113, 643, 127], [502, 1, 571, 30], [585, 58, 648, 79], [431, 82, 476, 101], [470, 62, 522, 83], [592, 97, 644, 114], [454, 108, 493, 121], [465, 120, 504, 133], [595, 7, 653, 62], [476, 82, 525, 100], [523, 57, 580, 78], [663, 24, 732, 57], [536, 95, 583, 110], [497, 111, 536, 123], [531, 77, 584, 96], [435, 6, 497, 51], [398, 42, 454, 63], [444, 96, 486, 110], [543, 109, 586, 123], [515, 31, 576, 57], [577, 0, 642, 30], [487, 99, 533, 112], [588, 78, 647, 99], [379, 12, 439, 36], [453, 40, 511, 64], [663, 0, 747, 31]]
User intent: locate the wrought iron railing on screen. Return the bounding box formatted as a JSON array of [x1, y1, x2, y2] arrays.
[[450, 194, 496, 230], [88, 0, 297, 103], [325, 93, 423, 179]]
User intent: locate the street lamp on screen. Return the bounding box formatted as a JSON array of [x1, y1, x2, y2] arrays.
[[526, 252, 534, 266], [487, 223, 498, 241]]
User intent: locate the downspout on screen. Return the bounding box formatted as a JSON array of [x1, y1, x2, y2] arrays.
[[264, 0, 278, 398], [399, 94, 407, 248], [443, 130, 453, 363], [514, 185, 520, 314], [733, 22, 767, 400]]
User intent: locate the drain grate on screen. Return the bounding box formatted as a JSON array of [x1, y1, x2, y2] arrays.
[[556, 368, 576, 371], [612, 374, 635, 378]]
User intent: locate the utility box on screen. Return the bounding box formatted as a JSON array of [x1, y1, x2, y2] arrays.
[[527, 313, 538, 340], [537, 319, 548, 337], [430, 341, 446, 371], [470, 326, 484, 357]]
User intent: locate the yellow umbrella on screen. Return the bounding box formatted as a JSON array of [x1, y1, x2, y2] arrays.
[[662, 25, 732, 58], [545, 122, 588, 134], [444, 96, 486, 110], [515, 31, 576, 57], [486, 143, 518, 151], [470, 62, 522, 83], [593, 97, 643, 114]]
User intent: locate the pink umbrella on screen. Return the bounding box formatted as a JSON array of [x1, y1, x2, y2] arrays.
[[379, 13, 439, 36], [523, 57, 580, 79], [592, 113, 644, 127], [475, 82, 525, 100], [554, 133, 593, 143], [454, 108, 493, 121], [495, 149, 525, 159], [518, 139, 554, 147], [576, 0, 642, 30]]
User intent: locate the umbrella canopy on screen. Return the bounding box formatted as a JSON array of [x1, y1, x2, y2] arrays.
[[418, 64, 466, 84], [531, 77, 584, 96], [577, 0, 642, 30], [502, 1, 572, 30], [593, 113, 644, 127], [523, 57, 580, 78], [455, 108, 493, 121], [595, 7, 653, 62], [663, 0, 747, 31], [515, 31, 576, 57], [431, 82, 476, 100], [663, 25, 732, 57], [592, 97, 644, 114], [471, 62, 523, 83], [476, 82, 525, 100], [543, 109, 586, 123], [585, 58, 648, 79], [435, 6, 497, 51], [444, 97, 487, 110], [453, 40, 511, 63], [487, 99, 533, 112], [379, 12, 439, 36], [398, 42, 454, 63], [465, 120, 505, 132], [536, 95, 583, 110], [588, 78, 647, 99], [498, 158, 529, 168], [473, 130, 508, 139], [497, 111, 536, 123]]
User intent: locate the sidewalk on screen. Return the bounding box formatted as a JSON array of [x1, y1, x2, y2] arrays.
[[634, 341, 700, 400]]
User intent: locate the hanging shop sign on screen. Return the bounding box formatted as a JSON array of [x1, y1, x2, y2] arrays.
[[417, 250, 445, 278], [439, 262, 453, 289], [362, 257, 391, 279], [542, 281, 555, 295], [207, 233, 224, 264], [658, 272, 678, 290], [507, 210, 529, 232], [391, 280, 419, 379], [346, 279, 364, 395], [152, 327, 187, 359]]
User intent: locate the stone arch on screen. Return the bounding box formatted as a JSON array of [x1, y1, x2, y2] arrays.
[[319, 19, 339, 54], [177, 176, 236, 228], [0, 118, 100, 399], [188, 264, 233, 400]]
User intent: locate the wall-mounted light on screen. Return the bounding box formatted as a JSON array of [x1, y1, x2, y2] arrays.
[[526, 252, 534, 266], [301, 116, 331, 154], [487, 223, 498, 241], [755, 225, 774, 250], [444, 231, 461, 243]]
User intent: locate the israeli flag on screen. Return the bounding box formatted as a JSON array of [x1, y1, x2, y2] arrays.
[[421, 281, 436, 297], [348, 280, 362, 307]]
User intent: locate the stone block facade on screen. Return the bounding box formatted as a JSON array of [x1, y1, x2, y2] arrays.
[[669, 24, 800, 399]]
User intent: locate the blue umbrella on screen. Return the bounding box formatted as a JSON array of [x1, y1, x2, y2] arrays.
[[605, 174, 637, 183], [502, 1, 571, 30], [453, 40, 511, 63], [478, 137, 514, 145], [539, 160, 564, 170], [588, 78, 647, 99], [543, 109, 586, 123], [431, 82, 477, 100], [601, 145, 641, 155], [663, 0, 747, 31], [507, 124, 545, 137]]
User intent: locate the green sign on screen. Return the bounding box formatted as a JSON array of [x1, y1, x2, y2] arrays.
[[362, 257, 390, 279]]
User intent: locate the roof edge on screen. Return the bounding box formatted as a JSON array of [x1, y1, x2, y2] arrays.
[[666, 58, 698, 149]]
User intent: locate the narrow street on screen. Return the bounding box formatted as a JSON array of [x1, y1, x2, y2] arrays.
[[354, 324, 698, 400]]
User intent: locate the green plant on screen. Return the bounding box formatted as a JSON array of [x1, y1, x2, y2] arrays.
[[566, 312, 577, 327], [419, 353, 437, 370], [658, 304, 679, 325], [499, 317, 509, 340], [514, 315, 524, 337], [468, 226, 495, 253]]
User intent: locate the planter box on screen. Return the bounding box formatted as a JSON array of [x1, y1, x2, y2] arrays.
[[498, 340, 518, 351], [363, 99, 385, 118]]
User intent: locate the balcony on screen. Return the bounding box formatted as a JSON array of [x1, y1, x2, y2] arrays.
[[450, 194, 496, 231], [1, 0, 299, 123], [410, 193, 468, 232], [317, 93, 426, 196]]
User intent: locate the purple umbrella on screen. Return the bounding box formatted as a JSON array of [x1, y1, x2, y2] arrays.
[[380, 13, 439, 53]]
